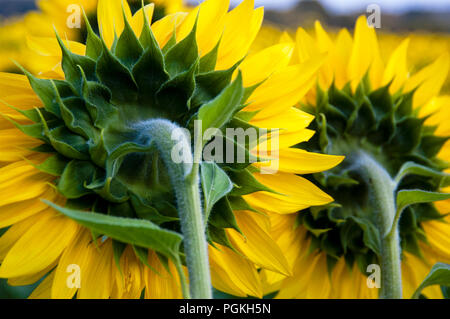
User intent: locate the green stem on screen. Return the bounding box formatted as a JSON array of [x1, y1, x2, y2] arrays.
[[353, 151, 402, 299], [140, 119, 212, 299]]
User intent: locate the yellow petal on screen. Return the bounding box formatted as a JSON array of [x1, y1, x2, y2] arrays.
[[8, 260, 57, 286], [0, 129, 42, 163], [244, 172, 334, 214], [97, 0, 132, 48], [28, 270, 55, 299], [250, 106, 314, 132], [0, 213, 44, 261], [382, 38, 410, 93], [0, 188, 58, 228], [77, 239, 114, 299], [27, 36, 86, 57], [209, 244, 262, 297], [240, 43, 294, 87], [254, 148, 344, 175], [130, 4, 155, 38], [183, 0, 229, 56], [245, 55, 325, 115], [348, 16, 383, 90], [0, 161, 52, 207], [422, 220, 450, 263], [151, 13, 187, 49], [144, 251, 183, 299], [216, 0, 263, 70], [113, 246, 144, 299], [0, 211, 78, 278], [51, 229, 92, 299], [405, 53, 449, 107], [295, 27, 318, 63], [227, 210, 291, 276], [331, 29, 353, 88], [276, 252, 323, 298], [0, 72, 35, 98], [314, 21, 333, 52]]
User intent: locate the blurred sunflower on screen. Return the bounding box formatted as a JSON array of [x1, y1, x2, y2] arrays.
[[0, 0, 187, 73], [0, 0, 342, 299], [260, 16, 450, 299]]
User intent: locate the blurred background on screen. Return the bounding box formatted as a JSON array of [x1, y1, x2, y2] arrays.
[[0, 0, 449, 298]]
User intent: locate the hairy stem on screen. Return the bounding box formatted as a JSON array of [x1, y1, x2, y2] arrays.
[[138, 119, 212, 299], [353, 151, 402, 299]]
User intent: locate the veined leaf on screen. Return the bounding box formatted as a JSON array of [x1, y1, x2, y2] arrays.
[[412, 263, 450, 299], [395, 161, 450, 186], [200, 162, 233, 219], [43, 200, 183, 263], [397, 190, 450, 217], [198, 72, 244, 140]]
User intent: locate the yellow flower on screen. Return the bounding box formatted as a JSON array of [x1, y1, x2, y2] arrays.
[[0, 0, 342, 299], [0, 0, 186, 72], [263, 16, 450, 299]]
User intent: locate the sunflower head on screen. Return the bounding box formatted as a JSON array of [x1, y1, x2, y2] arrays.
[[293, 17, 450, 275], [10, 0, 268, 252], [0, 0, 345, 299]]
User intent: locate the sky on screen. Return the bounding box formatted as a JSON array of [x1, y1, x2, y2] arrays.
[[219, 0, 450, 13]]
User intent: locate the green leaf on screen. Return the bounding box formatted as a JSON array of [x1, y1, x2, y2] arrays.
[[191, 64, 238, 109], [197, 72, 244, 140], [441, 285, 450, 299], [36, 154, 69, 176], [208, 197, 241, 234], [164, 18, 198, 77], [55, 31, 96, 93], [112, 239, 126, 273], [397, 190, 450, 217], [395, 161, 450, 186], [81, 75, 118, 129], [132, 245, 159, 273], [19, 67, 75, 117], [46, 126, 89, 160], [44, 200, 183, 262], [412, 263, 450, 299], [199, 39, 220, 73], [156, 60, 197, 115], [83, 9, 103, 59], [114, 8, 143, 68], [228, 168, 276, 196], [349, 216, 381, 255], [96, 40, 138, 103], [57, 160, 96, 198], [200, 162, 233, 218], [385, 117, 423, 154], [132, 30, 168, 100]]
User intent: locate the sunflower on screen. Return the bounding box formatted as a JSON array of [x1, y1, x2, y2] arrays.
[[260, 16, 450, 299], [0, 0, 342, 299], [0, 0, 187, 73]]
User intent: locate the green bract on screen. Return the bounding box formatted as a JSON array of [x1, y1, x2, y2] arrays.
[[12, 10, 267, 265], [298, 78, 450, 274]]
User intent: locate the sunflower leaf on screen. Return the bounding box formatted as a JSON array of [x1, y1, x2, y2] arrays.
[[412, 263, 450, 299], [395, 161, 450, 186], [200, 161, 233, 219], [197, 72, 244, 139], [43, 200, 183, 263], [396, 190, 450, 217]]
